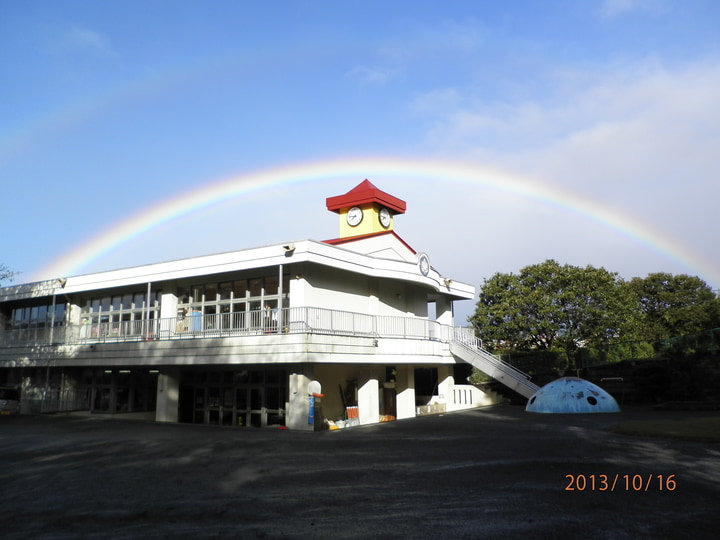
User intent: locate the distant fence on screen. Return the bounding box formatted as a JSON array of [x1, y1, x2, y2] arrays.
[[22, 388, 92, 414]]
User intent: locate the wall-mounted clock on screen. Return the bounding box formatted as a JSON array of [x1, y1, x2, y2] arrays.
[[418, 253, 430, 276], [378, 207, 391, 228], [346, 206, 363, 226]]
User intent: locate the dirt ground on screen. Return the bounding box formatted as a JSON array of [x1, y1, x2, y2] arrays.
[[1, 404, 719, 539]]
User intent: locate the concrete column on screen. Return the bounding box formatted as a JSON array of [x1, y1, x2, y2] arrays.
[[287, 372, 314, 431], [63, 304, 82, 341], [436, 365, 454, 409], [395, 365, 416, 420], [155, 368, 180, 423], [358, 378, 380, 425], [288, 270, 306, 309], [436, 296, 454, 326], [67, 304, 82, 325]]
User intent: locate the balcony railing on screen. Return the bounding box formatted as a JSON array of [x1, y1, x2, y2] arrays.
[[1, 306, 456, 347]]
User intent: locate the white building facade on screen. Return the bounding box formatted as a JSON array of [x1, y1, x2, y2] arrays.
[[0, 181, 537, 429]]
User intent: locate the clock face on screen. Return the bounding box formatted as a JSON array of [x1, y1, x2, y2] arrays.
[[378, 207, 391, 228], [346, 206, 363, 226], [418, 254, 430, 276]]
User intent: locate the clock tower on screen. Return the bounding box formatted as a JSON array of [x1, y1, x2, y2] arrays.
[[326, 179, 407, 239]]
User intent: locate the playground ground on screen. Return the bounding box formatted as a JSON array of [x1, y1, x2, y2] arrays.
[[1, 404, 719, 539]]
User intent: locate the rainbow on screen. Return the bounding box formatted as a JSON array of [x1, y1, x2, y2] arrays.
[[31, 157, 719, 286]]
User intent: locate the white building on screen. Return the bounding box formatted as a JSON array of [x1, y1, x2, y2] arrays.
[[0, 181, 537, 429]]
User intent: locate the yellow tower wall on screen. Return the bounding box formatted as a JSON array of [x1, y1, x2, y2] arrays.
[[338, 203, 394, 238]]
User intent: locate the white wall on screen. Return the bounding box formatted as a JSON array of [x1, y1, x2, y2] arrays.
[[297, 263, 436, 320], [446, 384, 501, 411], [297, 264, 371, 313], [160, 293, 178, 321]]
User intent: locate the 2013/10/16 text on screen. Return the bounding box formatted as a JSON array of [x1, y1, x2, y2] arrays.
[[564, 474, 677, 491]]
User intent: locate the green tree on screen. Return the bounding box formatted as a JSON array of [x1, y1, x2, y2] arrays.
[[630, 273, 720, 341], [471, 260, 641, 369]]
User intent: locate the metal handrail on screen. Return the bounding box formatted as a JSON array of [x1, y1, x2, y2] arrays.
[[1, 305, 538, 394], [2, 306, 460, 347], [451, 326, 535, 383]]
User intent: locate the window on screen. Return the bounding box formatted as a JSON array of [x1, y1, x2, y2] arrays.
[[177, 287, 190, 304], [265, 276, 279, 295], [234, 280, 247, 299], [81, 290, 158, 337], [11, 307, 28, 328], [53, 304, 66, 326], [249, 278, 263, 297], [13, 308, 25, 323], [9, 302, 66, 329], [192, 286, 203, 304], [219, 282, 232, 300], [176, 274, 287, 334], [205, 283, 217, 302]]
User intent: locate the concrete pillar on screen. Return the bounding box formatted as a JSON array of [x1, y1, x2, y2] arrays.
[[63, 304, 83, 341], [287, 372, 314, 431], [436, 296, 454, 327], [288, 271, 306, 309], [358, 378, 380, 425], [395, 365, 416, 420], [155, 368, 180, 423], [67, 304, 82, 325], [436, 365, 454, 409]]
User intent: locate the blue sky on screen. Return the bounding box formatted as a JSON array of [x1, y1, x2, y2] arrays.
[[2, 0, 719, 321]]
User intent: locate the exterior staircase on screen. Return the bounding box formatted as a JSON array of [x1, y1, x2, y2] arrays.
[[451, 328, 540, 400]]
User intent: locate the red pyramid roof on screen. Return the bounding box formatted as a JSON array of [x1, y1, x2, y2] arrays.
[[326, 179, 407, 214]]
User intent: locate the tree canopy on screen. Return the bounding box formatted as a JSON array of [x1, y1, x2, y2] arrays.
[[471, 260, 718, 369], [471, 260, 639, 365], [630, 273, 720, 341]]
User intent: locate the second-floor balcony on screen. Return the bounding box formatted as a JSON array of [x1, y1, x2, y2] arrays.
[[1, 306, 470, 348]]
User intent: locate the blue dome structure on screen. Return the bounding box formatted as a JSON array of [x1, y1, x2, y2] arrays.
[[525, 377, 621, 414]]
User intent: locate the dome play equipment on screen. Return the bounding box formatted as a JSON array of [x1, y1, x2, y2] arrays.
[[525, 377, 621, 414]]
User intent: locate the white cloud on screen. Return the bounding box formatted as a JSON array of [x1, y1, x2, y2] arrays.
[[519, 61, 720, 192], [412, 58, 720, 286], [417, 59, 720, 172]]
